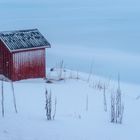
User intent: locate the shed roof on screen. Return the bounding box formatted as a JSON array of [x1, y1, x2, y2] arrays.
[[0, 29, 51, 51]]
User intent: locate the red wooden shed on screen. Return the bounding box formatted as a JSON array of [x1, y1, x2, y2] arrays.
[[0, 29, 51, 81]]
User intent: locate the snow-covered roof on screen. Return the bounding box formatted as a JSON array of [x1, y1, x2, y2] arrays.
[[0, 29, 51, 51]]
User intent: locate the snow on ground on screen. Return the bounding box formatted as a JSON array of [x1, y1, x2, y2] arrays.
[[0, 69, 140, 140], [1, 0, 140, 84], [0, 1, 140, 139]]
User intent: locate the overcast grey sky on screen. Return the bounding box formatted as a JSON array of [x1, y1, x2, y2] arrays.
[[1, 0, 139, 52]]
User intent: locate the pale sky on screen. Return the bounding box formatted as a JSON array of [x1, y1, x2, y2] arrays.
[[0, 0, 140, 83]]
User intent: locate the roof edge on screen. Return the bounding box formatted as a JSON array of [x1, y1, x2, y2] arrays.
[[11, 44, 51, 53], [0, 37, 11, 52], [0, 28, 38, 34]]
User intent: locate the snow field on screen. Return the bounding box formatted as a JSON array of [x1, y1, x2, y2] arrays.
[[0, 70, 140, 140]]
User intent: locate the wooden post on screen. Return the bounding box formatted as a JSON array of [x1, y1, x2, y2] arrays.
[[11, 81, 18, 113], [1, 79, 4, 117], [103, 85, 107, 112]]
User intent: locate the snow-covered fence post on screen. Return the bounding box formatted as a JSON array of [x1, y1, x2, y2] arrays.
[[11, 81, 18, 113], [58, 60, 64, 80], [116, 88, 121, 123], [103, 84, 107, 112], [120, 103, 124, 124], [115, 74, 124, 124], [111, 91, 115, 123], [1, 79, 4, 117]]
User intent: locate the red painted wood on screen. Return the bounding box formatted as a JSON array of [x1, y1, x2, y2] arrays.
[[12, 48, 46, 81], [0, 40, 46, 81], [0, 40, 12, 80]]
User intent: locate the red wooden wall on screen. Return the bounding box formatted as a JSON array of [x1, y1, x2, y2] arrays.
[[0, 40, 46, 81], [0, 40, 12, 79], [12, 48, 46, 81]]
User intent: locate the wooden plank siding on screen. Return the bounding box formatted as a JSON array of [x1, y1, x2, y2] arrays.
[[12, 48, 46, 81], [0, 40, 12, 79]]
